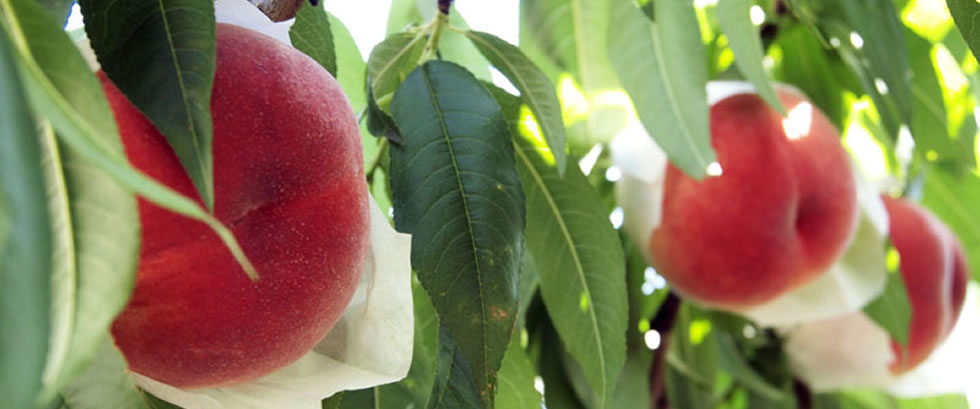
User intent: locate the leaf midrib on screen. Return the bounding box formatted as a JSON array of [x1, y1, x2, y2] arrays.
[[39, 125, 78, 390], [647, 6, 711, 172], [156, 0, 209, 203], [513, 142, 607, 402]]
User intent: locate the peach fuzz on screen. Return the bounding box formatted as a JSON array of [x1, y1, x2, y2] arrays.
[[101, 23, 369, 388]]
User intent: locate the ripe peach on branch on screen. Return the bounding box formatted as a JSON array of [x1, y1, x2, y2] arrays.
[[101, 22, 369, 389], [785, 197, 971, 392]]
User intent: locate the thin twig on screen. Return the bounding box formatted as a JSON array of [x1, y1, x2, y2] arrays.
[[418, 12, 448, 64], [248, 0, 304, 21]]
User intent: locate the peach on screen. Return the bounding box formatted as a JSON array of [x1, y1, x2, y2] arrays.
[[649, 88, 858, 309], [784, 197, 971, 391], [100, 23, 369, 388], [881, 196, 968, 374]]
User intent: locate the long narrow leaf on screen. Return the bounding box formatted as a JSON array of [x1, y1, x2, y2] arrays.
[[490, 83, 627, 409], [513, 129, 627, 409], [390, 61, 525, 407], [0, 24, 52, 409], [947, 0, 980, 69], [38, 123, 139, 401], [78, 0, 218, 209], [716, 0, 784, 114], [427, 327, 484, 409], [608, 0, 715, 179], [290, 1, 336, 77], [466, 30, 568, 176]]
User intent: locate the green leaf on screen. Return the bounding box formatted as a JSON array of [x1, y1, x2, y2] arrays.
[[59, 341, 157, 409], [521, 0, 628, 151], [815, 390, 885, 409], [814, 393, 845, 409], [518, 251, 541, 322], [772, 25, 854, 128], [905, 28, 962, 166], [713, 332, 790, 403], [947, 0, 980, 64], [144, 394, 182, 409], [407, 280, 440, 404], [485, 83, 541, 326], [322, 389, 375, 409], [37, 123, 139, 402], [665, 304, 718, 409], [560, 343, 602, 408], [321, 384, 419, 409], [386, 0, 423, 35], [36, 0, 73, 25], [440, 9, 492, 82], [388, 0, 485, 49], [716, 0, 785, 115], [789, 0, 913, 138], [78, 0, 217, 209], [367, 32, 426, 106], [328, 12, 366, 113], [536, 324, 587, 409], [1, 0, 256, 280], [389, 61, 525, 407], [898, 394, 970, 409], [382, 3, 493, 86], [836, 389, 900, 409], [922, 167, 980, 281], [366, 79, 402, 142], [427, 327, 484, 409], [609, 348, 652, 409], [520, 0, 618, 87], [493, 84, 626, 409], [290, 1, 336, 78], [863, 267, 913, 346], [497, 332, 543, 409], [608, 0, 715, 180], [466, 30, 568, 176], [0, 25, 52, 409], [513, 128, 628, 408]]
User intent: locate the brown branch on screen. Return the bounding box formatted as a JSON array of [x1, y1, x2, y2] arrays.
[[248, 0, 305, 22], [649, 292, 681, 409]]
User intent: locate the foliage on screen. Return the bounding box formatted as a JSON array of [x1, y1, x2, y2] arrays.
[[1, 0, 978, 408]]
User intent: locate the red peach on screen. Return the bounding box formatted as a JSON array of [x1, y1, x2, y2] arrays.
[[881, 196, 968, 373], [101, 23, 369, 388], [649, 88, 858, 309]]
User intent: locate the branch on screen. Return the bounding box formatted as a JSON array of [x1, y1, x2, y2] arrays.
[[649, 292, 681, 409], [248, 0, 310, 22]]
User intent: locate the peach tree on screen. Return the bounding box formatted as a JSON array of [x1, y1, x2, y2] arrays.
[[2, 0, 980, 408]]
